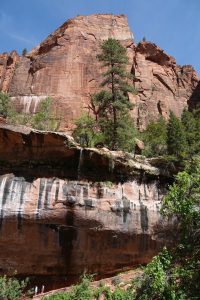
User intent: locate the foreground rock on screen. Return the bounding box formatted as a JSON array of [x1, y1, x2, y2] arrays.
[[0, 14, 199, 129], [0, 125, 171, 289]]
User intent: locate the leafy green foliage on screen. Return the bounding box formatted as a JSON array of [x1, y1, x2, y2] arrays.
[[0, 92, 14, 118], [162, 156, 200, 258], [0, 274, 29, 300], [181, 108, 200, 157], [141, 117, 167, 157], [166, 111, 187, 158], [72, 113, 103, 147], [132, 156, 200, 299], [99, 113, 137, 152], [0, 93, 61, 131], [44, 275, 93, 300], [31, 97, 61, 131], [134, 248, 179, 300], [141, 108, 200, 159], [45, 274, 135, 300]]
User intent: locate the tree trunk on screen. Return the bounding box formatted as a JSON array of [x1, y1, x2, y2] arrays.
[[111, 69, 117, 150]]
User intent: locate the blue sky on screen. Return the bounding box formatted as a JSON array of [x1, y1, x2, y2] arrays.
[[0, 0, 199, 74]]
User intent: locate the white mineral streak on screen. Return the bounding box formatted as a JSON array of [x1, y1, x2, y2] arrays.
[[0, 175, 164, 234], [11, 95, 48, 114]]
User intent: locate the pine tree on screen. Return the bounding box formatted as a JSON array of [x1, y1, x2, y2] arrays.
[[94, 38, 136, 150], [167, 111, 187, 158], [73, 38, 137, 152], [22, 48, 27, 56]]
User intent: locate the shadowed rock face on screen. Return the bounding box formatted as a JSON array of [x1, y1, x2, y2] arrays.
[[0, 125, 170, 288], [0, 175, 163, 275], [0, 14, 198, 129]]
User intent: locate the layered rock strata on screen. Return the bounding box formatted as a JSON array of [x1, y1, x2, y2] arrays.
[[0, 124, 170, 288], [0, 14, 199, 129]]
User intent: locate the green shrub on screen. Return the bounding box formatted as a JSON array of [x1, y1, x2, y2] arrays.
[[44, 274, 94, 300], [0, 93, 61, 131], [141, 117, 167, 157], [72, 113, 102, 147], [0, 92, 14, 118], [31, 97, 61, 131], [132, 157, 200, 299], [0, 274, 29, 300]]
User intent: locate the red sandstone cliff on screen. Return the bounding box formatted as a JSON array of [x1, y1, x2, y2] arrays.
[[0, 14, 197, 288], [1, 14, 199, 129], [0, 51, 19, 93], [0, 124, 171, 288]]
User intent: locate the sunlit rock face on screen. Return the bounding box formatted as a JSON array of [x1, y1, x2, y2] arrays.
[[7, 14, 133, 129], [131, 42, 199, 129], [0, 51, 19, 93], [1, 14, 198, 130], [0, 125, 170, 286]]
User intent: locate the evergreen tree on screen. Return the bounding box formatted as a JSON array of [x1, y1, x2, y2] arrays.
[[22, 48, 27, 56], [167, 111, 187, 158], [191, 108, 200, 155], [96, 38, 136, 150], [142, 117, 167, 157], [0, 92, 13, 118], [181, 109, 197, 157], [73, 38, 137, 152]]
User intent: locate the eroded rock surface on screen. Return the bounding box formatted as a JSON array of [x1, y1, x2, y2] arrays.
[[0, 125, 170, 288], [1, 14, 198, 129], [0, 51, 19, 93], [131, 42, 199, 128]]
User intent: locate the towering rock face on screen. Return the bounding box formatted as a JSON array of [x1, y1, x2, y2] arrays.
[[0, 124, 170, 288], [131, 42, 199, 129], [1, 14, 198, 129], [8, 14, 133, 127], [0, 51, 19, 93]]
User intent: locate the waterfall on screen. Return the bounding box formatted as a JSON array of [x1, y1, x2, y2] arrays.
[[20, 96, 42, 113], [11, 95, 46, 114]]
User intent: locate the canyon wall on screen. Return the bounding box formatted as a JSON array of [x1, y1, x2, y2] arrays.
[[0, 51, 19, 93], [0, 13, 196, 289], [0, 124, 170, 288], [0, 14, 199, 129]]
